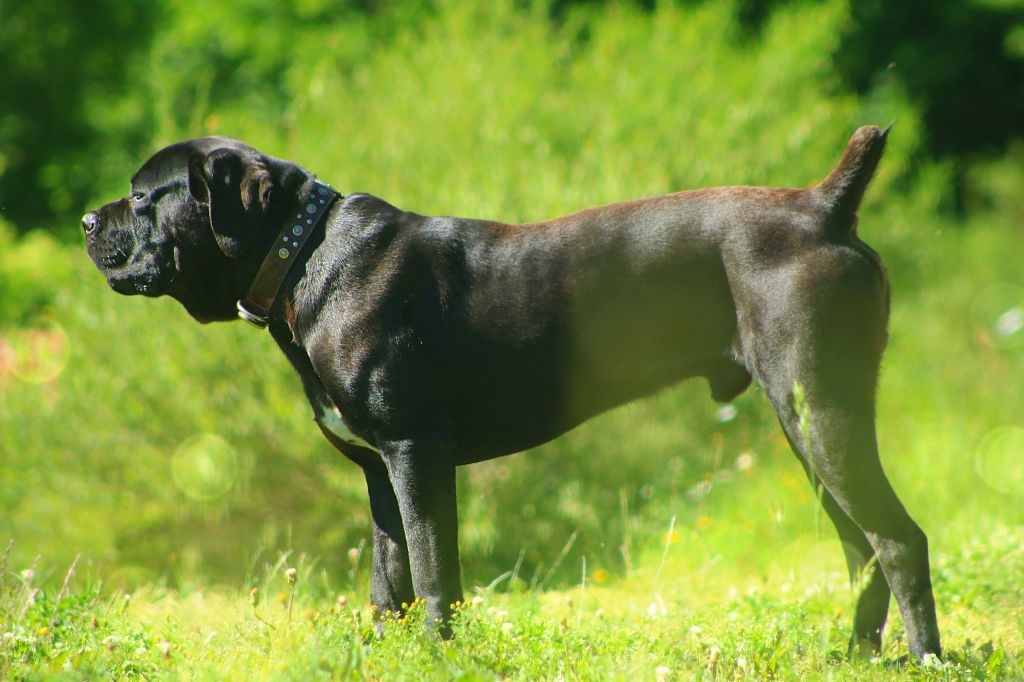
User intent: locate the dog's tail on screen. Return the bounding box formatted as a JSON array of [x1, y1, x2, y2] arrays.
[[815, 124, 891, 235]]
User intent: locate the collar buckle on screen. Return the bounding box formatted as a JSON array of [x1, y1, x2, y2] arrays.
[[236, 300, 269, 328]]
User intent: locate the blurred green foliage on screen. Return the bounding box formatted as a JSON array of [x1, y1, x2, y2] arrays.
[[0, 0, 157, 229], [2, 0, 1023, 232], [0, 0, 1022, 601]]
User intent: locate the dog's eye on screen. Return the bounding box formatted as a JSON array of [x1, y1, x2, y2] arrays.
[[130, 191, 146, 203]]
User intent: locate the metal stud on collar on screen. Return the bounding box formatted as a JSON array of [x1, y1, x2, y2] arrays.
[[236, 180, 340, 329]]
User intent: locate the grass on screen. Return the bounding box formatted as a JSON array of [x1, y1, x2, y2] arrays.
[[2, 526, 1022, 679]]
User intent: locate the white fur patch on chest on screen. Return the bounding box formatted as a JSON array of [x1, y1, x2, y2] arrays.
[[315, 397, 378, 452]]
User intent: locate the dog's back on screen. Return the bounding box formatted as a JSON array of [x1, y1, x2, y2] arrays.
[[391, 127, 892, 459]]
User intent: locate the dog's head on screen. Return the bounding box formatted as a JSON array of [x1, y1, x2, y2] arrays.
[[83, 137, 310, 322]]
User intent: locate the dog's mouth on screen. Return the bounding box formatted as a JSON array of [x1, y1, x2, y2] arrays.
[[87, 231, 134, 271], [96, 251, 130, 270], [90, 238, 178, 298], [105, 256, 178, 297], [107, 273, 151, 296]]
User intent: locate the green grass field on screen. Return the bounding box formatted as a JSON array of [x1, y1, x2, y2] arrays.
[[2, 0, 1023, 678]]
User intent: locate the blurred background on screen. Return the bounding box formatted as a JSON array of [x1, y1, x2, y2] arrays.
[[1, 0, 1022, 595]]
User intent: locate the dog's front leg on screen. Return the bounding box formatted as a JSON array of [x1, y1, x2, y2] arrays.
[[380, 436, 463, 636], [314, 424, 417, 623], [363, 462, 416, 620]]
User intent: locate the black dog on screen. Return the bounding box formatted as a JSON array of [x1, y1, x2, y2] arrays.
[[83, 126, 940, 659]]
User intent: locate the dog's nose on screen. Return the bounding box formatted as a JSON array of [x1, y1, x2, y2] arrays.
[[82, 212, 99, 235]]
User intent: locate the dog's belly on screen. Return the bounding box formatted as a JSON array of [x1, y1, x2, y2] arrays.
[[445, 337, 723, 464], [445, 279, 741, 462]]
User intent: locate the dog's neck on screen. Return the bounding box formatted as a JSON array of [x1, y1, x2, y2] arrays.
[[235, 180, 342, 328]]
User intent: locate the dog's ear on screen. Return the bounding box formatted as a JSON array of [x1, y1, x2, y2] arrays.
[[188, 148, 274, 258]]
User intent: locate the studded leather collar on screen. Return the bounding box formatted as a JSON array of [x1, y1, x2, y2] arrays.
[[236, 180, 340, 328]]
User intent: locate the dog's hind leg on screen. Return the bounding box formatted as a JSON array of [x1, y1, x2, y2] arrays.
[[782, 429, 891, 656], [768, 386, 939, 659], [744, 284, 941, 659]]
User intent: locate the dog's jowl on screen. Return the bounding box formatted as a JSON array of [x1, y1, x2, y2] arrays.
[[83, 126, 941, 660]]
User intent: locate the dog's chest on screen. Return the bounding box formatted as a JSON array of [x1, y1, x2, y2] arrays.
[[313, 395, 377, 452]]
